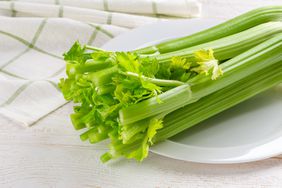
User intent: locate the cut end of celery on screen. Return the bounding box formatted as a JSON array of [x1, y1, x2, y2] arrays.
[[100, 152, 113, 163]]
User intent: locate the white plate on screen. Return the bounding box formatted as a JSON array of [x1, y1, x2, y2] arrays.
[[102, 19, 282, 164]]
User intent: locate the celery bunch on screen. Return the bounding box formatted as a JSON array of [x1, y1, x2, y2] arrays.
[[59, 6, 282, 163]]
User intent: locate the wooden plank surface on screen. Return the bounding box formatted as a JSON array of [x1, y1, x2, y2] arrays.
[[1, 0, 282, 187]]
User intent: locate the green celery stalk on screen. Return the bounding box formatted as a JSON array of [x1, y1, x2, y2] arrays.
[[154, 61, 282, 142], [156, 22, 282, 63], [119, 84, 191, 125], [83, 66, 118, 87], [124, 71, 185, 87], [135, 6, 282, 54]]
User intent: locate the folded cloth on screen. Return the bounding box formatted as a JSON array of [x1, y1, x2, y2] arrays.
[[0, 0, 201, 127]]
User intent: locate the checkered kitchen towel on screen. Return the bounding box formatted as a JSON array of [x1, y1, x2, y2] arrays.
[[0, 0, 201, 127]]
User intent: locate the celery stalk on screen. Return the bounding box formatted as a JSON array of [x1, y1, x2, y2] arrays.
[[119, 84, 191, 125], [156, 22, 282, 62], [155, 61, 282, 142], [136, 6, 282, 54]]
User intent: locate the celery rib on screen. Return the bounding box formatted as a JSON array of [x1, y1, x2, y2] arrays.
[[119, 84, 192, 125], [124, 71, 185, 87], [156, 22, 282, 62], [136, 6, 282, 54], [155, 61, 282, 142]]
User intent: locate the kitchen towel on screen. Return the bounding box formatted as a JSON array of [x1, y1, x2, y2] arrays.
[[0, 0, 201, 126]]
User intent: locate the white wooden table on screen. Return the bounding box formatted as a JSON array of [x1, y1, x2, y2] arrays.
[[1, 1, 282, 187]]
